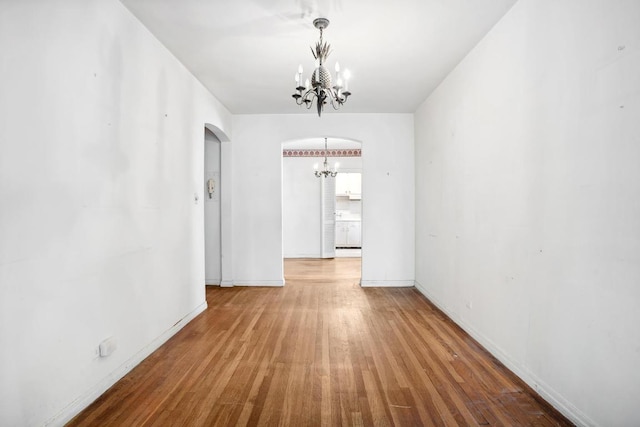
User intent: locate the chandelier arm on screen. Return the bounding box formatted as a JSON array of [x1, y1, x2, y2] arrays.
[[302, 88, 318, 100], [328, 91, 345, 110], [336, 89, 348, 104], [295, 93, 314, 107], [304, 92, 316, 109], [301, 89, 318, 109]]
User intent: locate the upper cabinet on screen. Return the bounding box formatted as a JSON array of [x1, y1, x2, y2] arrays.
[[336, 173, 361, 199]]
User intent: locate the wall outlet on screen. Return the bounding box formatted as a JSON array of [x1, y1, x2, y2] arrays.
[[99, 336, 117, 357]]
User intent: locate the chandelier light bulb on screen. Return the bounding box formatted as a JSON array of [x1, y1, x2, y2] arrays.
[[335, 62, 340, 73], [295, 73, 300, 83], [298, 64, 303, 74], [305, 78, 310, 90]]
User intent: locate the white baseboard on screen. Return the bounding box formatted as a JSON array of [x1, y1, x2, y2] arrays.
[[220, 280, 234, 287], [46, 301, 208, 427], [413, 281, 595, 427], [232, 279, 284, 287], [360, 279, 415, 287], [283, 253, 321, 258]]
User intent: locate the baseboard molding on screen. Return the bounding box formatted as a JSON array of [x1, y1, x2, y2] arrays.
[[413, 281, 595, 427], [360, 279, 415, 287], [232, 279, 284, 287], [46, 301, 208, 427], [220, 280, 234, 287], [283, 253, 321, 258]]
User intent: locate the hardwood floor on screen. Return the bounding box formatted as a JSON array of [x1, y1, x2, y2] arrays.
[[68, 258, 572, 426]]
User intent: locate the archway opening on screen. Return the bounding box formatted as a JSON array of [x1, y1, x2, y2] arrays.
[[203, 122, 232, 288], [281, 136, 363, 284], [204, 128, 221, 285]]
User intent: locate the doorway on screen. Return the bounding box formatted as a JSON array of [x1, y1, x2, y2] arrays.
[[334, 171, 362, 258], [282, 137, 362, 282], [204, 129, 221, 285]]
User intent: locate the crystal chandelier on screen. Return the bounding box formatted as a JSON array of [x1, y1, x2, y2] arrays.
[[314, 138, 339, 178], [292, 18, 351, 117]]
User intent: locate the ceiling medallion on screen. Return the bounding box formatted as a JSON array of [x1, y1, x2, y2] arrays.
[[292, 18, 351, 117]]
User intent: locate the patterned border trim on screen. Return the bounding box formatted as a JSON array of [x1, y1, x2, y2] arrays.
[[283, 149, 361, 157]]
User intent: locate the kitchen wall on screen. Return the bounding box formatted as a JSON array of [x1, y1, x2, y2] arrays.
[[335, 170, 363, 218], [0, 1, 231, 425], [335, 197, 362, 216], [414, 0, 640, 425], [232, 114, 414, 287]]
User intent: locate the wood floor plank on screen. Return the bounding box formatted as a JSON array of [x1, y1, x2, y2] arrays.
[[68, 258, 573, 427]]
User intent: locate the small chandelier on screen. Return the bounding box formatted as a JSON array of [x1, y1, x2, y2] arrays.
[[314, 138, 339, 178], [292, 18, 351, 117]]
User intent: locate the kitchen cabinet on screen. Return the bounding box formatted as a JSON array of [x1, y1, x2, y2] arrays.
[[336, 173, 361, 198], [335, 220, 361, 248]]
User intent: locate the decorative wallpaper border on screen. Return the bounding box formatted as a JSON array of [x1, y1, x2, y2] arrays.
[[283, 149, 361, 157]]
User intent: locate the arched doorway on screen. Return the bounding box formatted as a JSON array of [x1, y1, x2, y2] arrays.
[[204, 128, 221, 284], [203, 123, 232, 287], [281, 137, 363, 282]]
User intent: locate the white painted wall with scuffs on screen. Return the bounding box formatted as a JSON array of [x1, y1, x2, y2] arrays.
[[414, 1, 640, 425], [0, 1, 231, 425]]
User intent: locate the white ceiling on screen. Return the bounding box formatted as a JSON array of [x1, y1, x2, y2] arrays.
[[119, 0, 517, 115]]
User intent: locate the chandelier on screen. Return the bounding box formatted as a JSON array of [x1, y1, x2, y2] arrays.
[[314, 138, 339, 178], [292, 18, 351, 117]]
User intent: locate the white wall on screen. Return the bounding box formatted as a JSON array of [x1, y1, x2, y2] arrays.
[[0, 1, 231, 425], [204, 129, 221, 283], [282, 156, 322, 258], [414, 1, 640, 426], [232, 114, 414, 286]]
